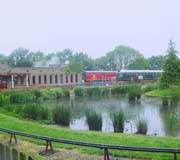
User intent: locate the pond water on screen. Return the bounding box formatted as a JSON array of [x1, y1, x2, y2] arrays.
[[40, 95, 180, 137]]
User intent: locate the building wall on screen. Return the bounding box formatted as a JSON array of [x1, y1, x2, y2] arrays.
[[0, 62, 82, 88]]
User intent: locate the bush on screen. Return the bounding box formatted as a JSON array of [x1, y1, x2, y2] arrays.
[[86, 109, 102, 131], [32, 88, 42, 99], [142, 84, 158, 93], [128, 84, 141, 101], [0, 94, 10, 106], [23, 104, 40, 120], [101, 87, 110, 96], [74, 86, 84, 97], [62, 89, 70, 97], [111, 85, 128, 95], [85, 87, 101, 97], [136, 119, 148, 135], [40, 89, 57, 99], [110, 110, 125, 133], [10, 91, 35, 103], [52, 106, 71, 126]]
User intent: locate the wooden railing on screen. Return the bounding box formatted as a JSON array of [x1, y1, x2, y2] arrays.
[[0, 143, 34, 160], [0, 127, 179, 160]]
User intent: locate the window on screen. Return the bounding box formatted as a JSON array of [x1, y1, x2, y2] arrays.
[[66, 74, 68, 83], [32, 76, 36, 84], [38, 75, 41, 84], [20, 77, 24, 85], [75, 74, 78, 83], [70, 74, 73, 83], [50, 75, 52, 84], [55, 75, 58, 84], [44, 75, 47, 84], [60, 74, 63, 83]]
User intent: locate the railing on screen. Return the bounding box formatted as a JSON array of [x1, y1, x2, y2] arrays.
[[0, 127, 179, 160], [0, 143, 34, 160]]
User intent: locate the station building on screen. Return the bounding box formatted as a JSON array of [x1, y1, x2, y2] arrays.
[[0, 62, 82, 89]]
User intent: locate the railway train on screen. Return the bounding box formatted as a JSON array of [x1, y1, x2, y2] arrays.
[[83, 70, 163, 85]]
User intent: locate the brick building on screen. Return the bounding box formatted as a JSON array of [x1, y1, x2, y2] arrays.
[[0, 62, 82, 89]]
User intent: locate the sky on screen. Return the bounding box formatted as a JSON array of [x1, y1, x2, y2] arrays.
[[0, 0, 180, 58]]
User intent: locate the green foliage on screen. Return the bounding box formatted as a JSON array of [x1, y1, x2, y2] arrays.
[[62, 89, 70, 97], [86, 109, 102, 131], [31, 88, 42, 99], [0, 94, 10, 106], [101, 87, 110, 96], [10, 91, 35, 103], [85, 87, 101, 97], [110, 110, 125, 133], [111, 85, 128, 94], [23, 104, 49, 120], [65, 62, 82, 73], [8, 48, 33, 67], [136, 119, 148, 135], [74, 86, 84, 97], [23, 104, 40, 120], [128, 84, 141, 101], [52, 106, 71, 126], [142, 84, 158, 93], [148, 55, 165, 70], [159, 40, 180, 89]]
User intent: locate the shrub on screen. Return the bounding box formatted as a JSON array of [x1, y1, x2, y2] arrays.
[[142, 84, 158, 93], [52, 106, 71, 126], [23, 104, 40, 120], [111, 85, 128, 95], [62, 89, 70, 97], [31, 88, 42, 99], [86, 109, 102, 131], [101, 87, 110, 96], [40, 89, 57, 99], [136, 119, 148, 135], [110, 110, 125, 133], [74, 86, 84, 97], [85, 87, 101, 97], [10, 91, 35, 103], [128, 84, 141, 101], [0, 94, 10, 106]]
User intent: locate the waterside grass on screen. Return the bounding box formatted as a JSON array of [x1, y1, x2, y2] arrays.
[[0, 114, 179, 160]]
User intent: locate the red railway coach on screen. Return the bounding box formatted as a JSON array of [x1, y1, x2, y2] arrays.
[[84, 71, 117, 85]]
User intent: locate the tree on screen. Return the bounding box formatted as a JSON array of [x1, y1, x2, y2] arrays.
[[148, 55, 165, 70], [159, 40, 180, 88], [56, 49, 73, 64], [8, 48, 33, 67], [0, 54, 8, 62], [128, 57, 148, 69], [72, 52, 94, 70]]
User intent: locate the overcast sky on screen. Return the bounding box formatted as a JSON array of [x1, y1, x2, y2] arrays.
[[0, 0, 180, 58]]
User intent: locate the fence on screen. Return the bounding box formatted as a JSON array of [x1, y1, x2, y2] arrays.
[[0, 143, 34, 160], [0, 127, 180, 160]]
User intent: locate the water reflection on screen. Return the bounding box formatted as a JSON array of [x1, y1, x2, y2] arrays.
[[38, 96, 180, 137]]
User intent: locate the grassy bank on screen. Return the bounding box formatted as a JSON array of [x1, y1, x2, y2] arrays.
[[0, 114, 179, 160], [146, 88, 180, 98]]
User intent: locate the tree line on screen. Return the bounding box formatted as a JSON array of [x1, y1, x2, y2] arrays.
[[0, 45, 166, 71]]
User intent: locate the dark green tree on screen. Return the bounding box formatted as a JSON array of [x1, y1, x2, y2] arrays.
[[8, 48, 33, 67], [148, 55, 165, 70], [159, 40, 180, 88], [128, 57, 148, 69]]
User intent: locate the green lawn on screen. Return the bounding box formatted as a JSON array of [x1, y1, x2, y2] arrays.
[[0, 114, 180, 160], [146, 88, 180, 98]]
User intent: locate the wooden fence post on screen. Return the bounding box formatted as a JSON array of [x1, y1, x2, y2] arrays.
[[5, 145, 10, 160], [0, 143, 5, 160], [12, 148, 18, 160], [28, 156, 34, 160], [20, 152, 26, 160]]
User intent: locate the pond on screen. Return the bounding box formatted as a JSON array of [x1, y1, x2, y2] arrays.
[[38, 95, 180, 137]]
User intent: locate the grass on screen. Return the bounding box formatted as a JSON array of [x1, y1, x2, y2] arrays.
[[0, 114, 180, 159], [146, 89, 178, 98], [110, 111, 125, 133]]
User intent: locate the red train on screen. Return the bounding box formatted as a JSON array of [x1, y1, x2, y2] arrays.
[[83, 71, 117, 85]]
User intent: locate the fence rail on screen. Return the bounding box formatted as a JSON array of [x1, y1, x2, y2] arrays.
[[0, 143, 34, 160], [0, 127, 179, 160]]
